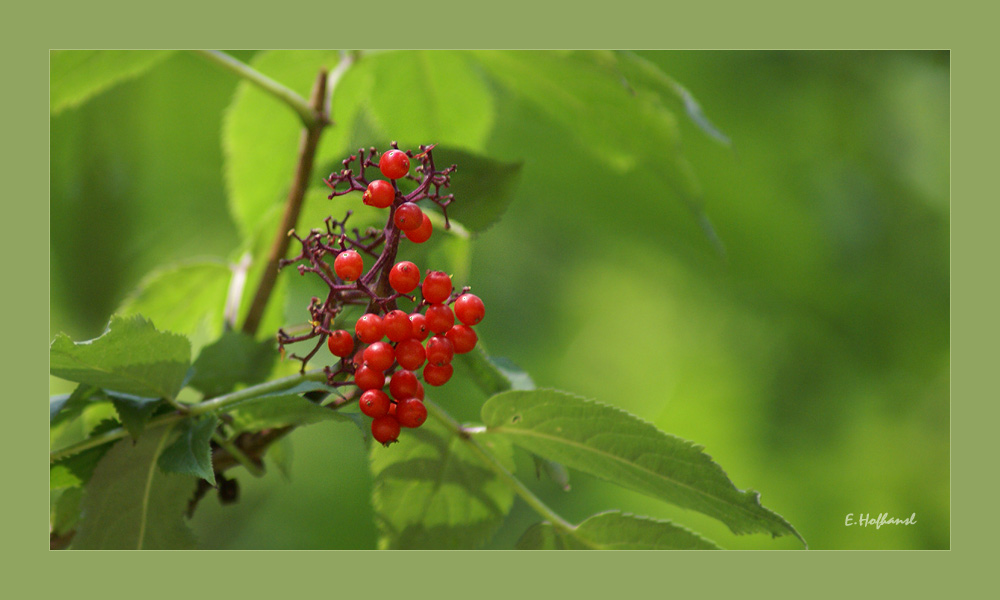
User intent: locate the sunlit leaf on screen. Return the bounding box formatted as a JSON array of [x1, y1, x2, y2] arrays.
[[516, 511, 720, 549], [482, 390, 806, 546], [50, 50, 174, 114], [50, 315, 191, 399], [117, 260, 233, 352]]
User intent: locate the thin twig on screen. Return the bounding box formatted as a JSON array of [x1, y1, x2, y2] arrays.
[[242, 68, 329, 336], [194, 50, 321, 128]]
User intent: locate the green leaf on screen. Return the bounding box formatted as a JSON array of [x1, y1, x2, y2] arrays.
[[223, 50, 344, 238], [116, 259, 232, 352], [50, 443, 114, 490], [50, 384, 106, 426], [50, 50, 175, 114], [229, 381, 350, 432], [470, 51, 723, 254], [50, 314, 191, 399], [427, 148, 522, 234], [370, 417, 515, 549], [516, 511, 720, 550], [159, 416, 219, 485], [51, 487, 83, 535], [108, 392, 162, 440], [481, 390, 806, 546], [189, 330, 278, 398], [456, 346, 535, 397], [532, 454, 571, 491], [72, 425, 198, 549], [611, 51, 731, 146], [362, 51, 495, 151], [266, 436, 294, 481]]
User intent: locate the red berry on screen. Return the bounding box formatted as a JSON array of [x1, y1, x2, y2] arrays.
[[404, 211, 433, 243], [352, 348, 365, 369], [425, 303, 455, 334], [388, 402, 397, 417], [423, 363, 453, 386], [426, 335, 455, 366], [395, 339, 426, 371], [359, 389, 391, 418], [421, 271, 452, 304], [363, 179, 395, 208], [409, 313, 429, 342], [363, 341, 396, 372], [414, 380, 425, 400], [396, 398, 428, 428], [379, 149, 410, 180], [445, 325, 478, 354], [389, 370, 419, 400], [327, 329, 354, 357], [355, 313, 384, 344], [383, 309, 413, 342], [372, 415, 401, 445], [394, 202, 424, 231], [334, 250, 363, 281], [389, 261, 421, 294], [454, 293, 485, 326], [354, 365, 385, 390]]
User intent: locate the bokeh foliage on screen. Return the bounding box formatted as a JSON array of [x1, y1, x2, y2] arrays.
[[50, 50, 948, 549]]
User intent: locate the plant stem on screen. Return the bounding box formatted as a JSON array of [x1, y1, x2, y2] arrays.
[[193, 50, 321, 129], [212, 432, 265, 477], [423, 400, 582, 540], [187, 369, 328, 417], [241, 67, 330, 336], [50, 369, 326, 463]]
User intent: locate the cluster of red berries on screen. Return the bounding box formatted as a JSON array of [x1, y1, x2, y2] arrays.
[[326, 267, 485, 445], [277, 144, 480, 447]]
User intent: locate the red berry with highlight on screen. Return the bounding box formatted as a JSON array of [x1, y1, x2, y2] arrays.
[[445, 325, 478, 354], [379, 149, 410, 180], [421, 271, 452, 304], [355, 313, 384, 344], [404, 212, 433, 243], [363, 179, 395, 208], [426, 335, 454, 366], [363, 341, 396, 372], [389, 370, 419, 400], [394, 339, 426, 371], [454, 293, 485, 326], [359, 389, 391, 418], [423, 363, 453, 386], [354, 365, 385, 390], [334, 250, 363, 281], [394, 202, 424, 232], [327, 329, 354, 357], [396, 398, 428, 428], [409, 313, 429, 341], [425, 303, 455, 334], [372, 415, 401, 445], [389, 261, 421, 294], [383, 309, 413, 342]]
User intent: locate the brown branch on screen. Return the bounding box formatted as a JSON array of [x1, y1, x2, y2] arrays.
[[242, 68, 330, 335]]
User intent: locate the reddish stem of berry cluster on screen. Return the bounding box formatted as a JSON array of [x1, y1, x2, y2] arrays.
[[277, 144, 485, 446]]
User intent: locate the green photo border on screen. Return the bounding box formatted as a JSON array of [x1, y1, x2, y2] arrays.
[[15, 0, 987, 594]]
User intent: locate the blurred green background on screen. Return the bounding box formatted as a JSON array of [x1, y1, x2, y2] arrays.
[[50, 50, 949, 549]]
